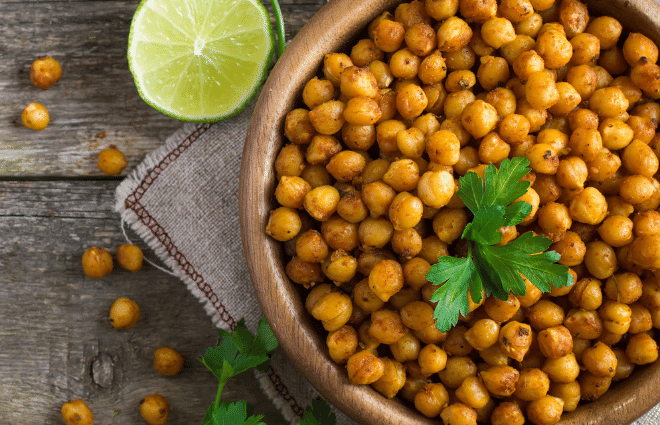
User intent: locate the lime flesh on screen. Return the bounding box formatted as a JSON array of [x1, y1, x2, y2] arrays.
[[128, 0, 274, 122]]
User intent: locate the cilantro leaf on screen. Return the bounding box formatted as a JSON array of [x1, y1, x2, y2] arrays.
[[479, 232, 573, 296], [427, 250, 481, 332], [300, 397, 336, 425], [457, 170, 485, 213], [211, 401, 265, 425], [200, 319, 278, 386], [482, 157, 531, 207]]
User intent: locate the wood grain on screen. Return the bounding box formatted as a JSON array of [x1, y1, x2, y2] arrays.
[[241, 0, 660, 424], [0, 180, 289, 424], [0, 0, 325, 177]]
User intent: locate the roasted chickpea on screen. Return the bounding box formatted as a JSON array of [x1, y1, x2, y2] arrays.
[[581, 341, 617, 377], [458, 0, 496, 23], [153, 347, 184, 376], [583, 242, 617, 280], [414, 382, 450, 417], [96, 146, 128, 175], [327, 326, 359, 363], [599, 299, 632, 335], [311, 291, 353, 331], [440, 403, 478, 425], [139, 394, 170, 425], [604, 272, 642, 303], [480, 365, 520, 396], [477, 56, 511, 92], [303, 77, 335, 109], [526, 395, 564, 425], [526, 71, 560, 110], [484, 293, 521, 322], [570, 33, 600, 65], [490, 401, 525, 425], [586, 16, 622, 50], [460, 100, 498, 138], [455, 376, 490, 409], [543, 352, 580, 383], [622, 139, 659, 178], [21, 102, 50, 130], [498, 321, 532, 362], [436, 16, 472, 52], [478, 132, 510, 164], [286, 256, 323, 288], [538, 325, 573, 359], [535, 30, 572, 69], [61, 399, 93, 425], [396, 84, 428, 119], [481, 17, 516, 49], [619, 175, 658, 205], [612, 347, 635, 381], [390, 330, 421, 362], [515, 368, 551, 401], [626, 332, 659, 364], [372, 358, 406, 398], [369, 259, 404, 302], [81, 246, 114, 279], [623, 32, 659, 66], [438, 356, 477, 389], [30, 55, 62, 90]]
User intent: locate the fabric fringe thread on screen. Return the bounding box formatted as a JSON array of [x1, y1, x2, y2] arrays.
[[113, 123, 300, 424]]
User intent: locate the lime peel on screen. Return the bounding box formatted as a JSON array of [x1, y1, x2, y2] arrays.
[[127, 0, 276, 122]]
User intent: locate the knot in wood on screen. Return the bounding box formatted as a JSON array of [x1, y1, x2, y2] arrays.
[[92, 352, 114, 389]]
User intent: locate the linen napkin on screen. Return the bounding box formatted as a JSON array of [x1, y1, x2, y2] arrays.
[[114, 100, 660, 425], [114, 99, 355, 425]]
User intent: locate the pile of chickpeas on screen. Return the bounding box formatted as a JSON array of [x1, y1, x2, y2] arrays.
[[265, 0, 660, 423]]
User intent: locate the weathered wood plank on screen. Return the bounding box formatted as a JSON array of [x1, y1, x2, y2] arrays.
[[0, 180, 286, 423], [0, 0, 326, 177]]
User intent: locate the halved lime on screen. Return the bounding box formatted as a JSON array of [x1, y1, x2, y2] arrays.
[[127, 0, 275, 122]]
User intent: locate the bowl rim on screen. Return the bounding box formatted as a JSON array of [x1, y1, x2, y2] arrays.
[[240, 0, 660, 423]]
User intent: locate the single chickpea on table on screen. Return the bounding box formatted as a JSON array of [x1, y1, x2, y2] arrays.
[[139, 394, 170, 425], [265, 0, 660, 424], [61, 399, 93, 425]]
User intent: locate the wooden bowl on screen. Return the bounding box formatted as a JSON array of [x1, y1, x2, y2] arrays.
[[240, 0, 660, 423]]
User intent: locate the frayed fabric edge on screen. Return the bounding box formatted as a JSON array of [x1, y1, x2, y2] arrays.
[[113, 123, 301, 425]]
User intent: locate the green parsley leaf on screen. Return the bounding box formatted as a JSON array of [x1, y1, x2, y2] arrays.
[[211, 401, 266, 425], [200, 318, 278, 385], [428, 246, 482, 332], [300, 396, 337, 425], [479, 232, 572, 296], [503, 201, 533, 227], [457, 170, 485, 212], [199, 317, 280, 425], [482, 157, 531, 208], [427, 157, 574, 332], [463, 205, 507, 246]]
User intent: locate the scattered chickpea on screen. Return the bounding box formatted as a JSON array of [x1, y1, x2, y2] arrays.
[[139, 394, 170, 425], [109, 297, 141, 330], [116, 244, 144, 272], [61, 399, 93, 425], [30, 56, 62, 89], [97, 147, 128, 175], [21, 102, 49, 130], [154, 347, 185, 376], [82, 246, 113, 278]]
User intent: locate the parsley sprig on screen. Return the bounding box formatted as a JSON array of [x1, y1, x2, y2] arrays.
[[199, 317, 337, 424], [427, 157, 573, 332], [200, 318, 278, 425]]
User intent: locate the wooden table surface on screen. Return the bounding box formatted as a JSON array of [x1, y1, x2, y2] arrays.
[[0, 1, 326, 423]]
